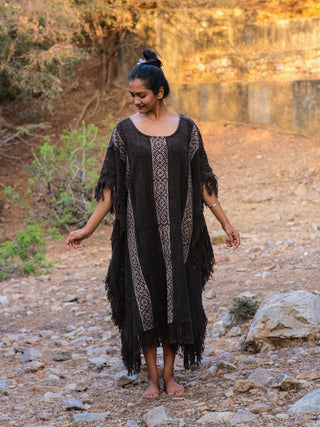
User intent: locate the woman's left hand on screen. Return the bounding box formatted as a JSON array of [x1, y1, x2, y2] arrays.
[[224, 224, 241, 249]]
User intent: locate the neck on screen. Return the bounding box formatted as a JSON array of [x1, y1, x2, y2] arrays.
[[144, 101, 168, 121]]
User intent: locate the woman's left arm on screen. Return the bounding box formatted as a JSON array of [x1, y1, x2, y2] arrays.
[[202, 187, 241, 250]]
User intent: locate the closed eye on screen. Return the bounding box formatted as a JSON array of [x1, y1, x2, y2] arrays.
[[129, 91, 147, 98]]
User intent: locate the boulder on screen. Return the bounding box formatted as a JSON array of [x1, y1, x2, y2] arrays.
[[289, 388, 320, 414], [246, 290, 320, 351], [142, 406, 175, 427]]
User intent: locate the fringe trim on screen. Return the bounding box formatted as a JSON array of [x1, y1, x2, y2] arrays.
[[202, 172, 218, 197], [121, 322, 207, 375], [191, 214, 215, 288], [95, 180, 115, 213], [105, 192, 128, 329]]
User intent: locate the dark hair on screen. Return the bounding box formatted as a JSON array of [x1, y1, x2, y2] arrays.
[[128, 49, 170, 98]]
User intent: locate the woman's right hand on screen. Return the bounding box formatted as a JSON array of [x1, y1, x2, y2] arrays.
[[66, 228, 91, 250]]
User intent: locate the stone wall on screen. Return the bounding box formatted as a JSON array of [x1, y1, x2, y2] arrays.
[[170, 80, 320, 135], [118, 8, 320, 136]]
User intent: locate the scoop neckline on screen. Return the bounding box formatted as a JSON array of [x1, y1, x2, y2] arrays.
[[128, 114, 181, 138]]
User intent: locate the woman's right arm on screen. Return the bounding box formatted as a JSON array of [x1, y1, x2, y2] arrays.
[[66, 186, 113, 250]]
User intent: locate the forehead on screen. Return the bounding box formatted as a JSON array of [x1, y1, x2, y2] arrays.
[[128, 78, 150, 93]]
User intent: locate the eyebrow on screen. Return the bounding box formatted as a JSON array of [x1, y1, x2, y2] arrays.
[[129, 90, 147, 96]]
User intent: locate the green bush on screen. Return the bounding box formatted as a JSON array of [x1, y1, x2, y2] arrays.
[[29, 121, 111, 231], [230, 295, 260, 324], [0, 0, 84, 109], [0, 223, 51, 279]]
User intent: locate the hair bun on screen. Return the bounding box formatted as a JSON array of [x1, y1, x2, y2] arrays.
[[143, 48, 162, 68]]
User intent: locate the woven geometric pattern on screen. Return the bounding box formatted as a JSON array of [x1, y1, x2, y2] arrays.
[[150, 136, 174, 324]]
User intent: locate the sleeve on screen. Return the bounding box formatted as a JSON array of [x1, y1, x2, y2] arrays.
[[193, 124, 218, 197], [94, 125, 126, 204]]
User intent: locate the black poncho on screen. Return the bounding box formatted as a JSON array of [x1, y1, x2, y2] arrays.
[[95, 114, 218, 374]]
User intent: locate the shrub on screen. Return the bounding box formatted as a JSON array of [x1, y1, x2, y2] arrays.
[[0, 0, 84, 109], [230, 295, 260, 324], [0, 223, 51, 279], [29, 121, 111, 231]]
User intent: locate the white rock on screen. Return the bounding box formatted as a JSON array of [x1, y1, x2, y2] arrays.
[[142, 406, 175, 427], [73, 412, 110, 423], [246, 290, 320, 349], [64, 398, 84, 410], [23, 361, 45, 372], [212, 320, 226, 337], [196, 411, 233, 424], [20, 348, 43, 362], [0, 296, 9, 306], [211, 231, 227, 245], [248, 368, 275, 387], [115, 371, 137, 387], [227, 326, 242, 337], [230, 409, 257, 425], [289, 388, 320, 413], [44, 392, 61, 401], [88, 357, 107, 370]]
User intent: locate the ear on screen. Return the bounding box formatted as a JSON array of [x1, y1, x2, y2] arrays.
[[157, 86, 164, 100]]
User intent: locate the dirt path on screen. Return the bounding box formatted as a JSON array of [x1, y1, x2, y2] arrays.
[[1, 121, 320, 426]]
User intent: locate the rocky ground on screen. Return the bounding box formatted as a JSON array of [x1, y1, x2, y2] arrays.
[[1, 121, 320, 426]]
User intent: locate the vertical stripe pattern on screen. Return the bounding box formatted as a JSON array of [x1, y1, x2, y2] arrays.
[[150, 136, 174, 324]]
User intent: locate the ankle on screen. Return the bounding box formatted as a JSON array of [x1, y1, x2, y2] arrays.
[[162, 370, 174, 383]]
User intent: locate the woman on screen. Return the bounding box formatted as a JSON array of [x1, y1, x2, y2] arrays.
[[66, 49, 240, 399]]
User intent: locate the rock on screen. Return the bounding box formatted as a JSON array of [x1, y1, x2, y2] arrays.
[[248, 368, 275, 387], [39, 330, 55, 338], [88, 357, 108, 370], [75, 381, 89, 392], [204, 289, 216, 299], [275, 412, 289, 420], [64, 398, 84, 410], [246, 291, 320, 350], [211, 230, 227, 245], [102, 331, 113, 341], [196, 411, 233, 424], [227, 326, 242, 337], [250, 402, 271, 414], [20, 348, 43, 362], [230, 409, 257, 425], [296, 371, 320, 380], [0, 296, 9, 306], [217, 361, 237, 372], [24, 335, 39, 345], [44, 392, 61, 401], [142, 406, 175, 427], [7, 368, 25, 378], [216, 352, 234, 364], [234, 380, 256, 393], [115, 371, 137, 387], [46, 374, 60, 382], [294, 184, 308, 196], [219, 312, 233, 327], [23, 361, 45, 372], [126, 421, 140, 427], [0, 380, 9, 391], [212, 320, 226, 337], [63, 295, 78, 302], [289, 388, 320, 413], [269, 373, 301, 390], [73, 412, 110, 423], [53, 350, 72, 361]]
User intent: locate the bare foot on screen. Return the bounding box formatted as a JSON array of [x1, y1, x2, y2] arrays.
[[164, 377, 185, 396], [143, 380, 160, 399]]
